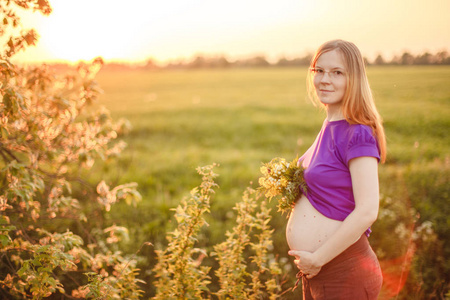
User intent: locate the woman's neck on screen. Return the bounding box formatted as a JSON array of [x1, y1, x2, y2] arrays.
[[326, 105, 345, 122]]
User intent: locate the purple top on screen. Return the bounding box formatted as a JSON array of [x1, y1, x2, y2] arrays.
[[299, 119, 380, 236]]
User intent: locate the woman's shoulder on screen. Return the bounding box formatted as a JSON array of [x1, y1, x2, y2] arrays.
[[332, 121, 377, 149], [346, 122, 374, 137], [341, 123, 380, 163], [330, 120, 373, 138]]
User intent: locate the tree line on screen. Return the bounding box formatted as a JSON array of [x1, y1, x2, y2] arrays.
[[98, 50, 450, 71], [34, 50, 450, 73]]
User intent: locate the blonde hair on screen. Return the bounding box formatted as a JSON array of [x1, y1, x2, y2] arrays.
[[307, 39, 387, 163]]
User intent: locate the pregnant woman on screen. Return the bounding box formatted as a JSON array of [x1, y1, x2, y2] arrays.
[[287, 40, 386, 299]]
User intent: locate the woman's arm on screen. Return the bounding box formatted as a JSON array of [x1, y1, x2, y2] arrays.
[[288, 156, 380, 278]]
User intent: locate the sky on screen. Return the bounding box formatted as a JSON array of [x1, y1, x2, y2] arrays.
[[13, 0, 450, 64]]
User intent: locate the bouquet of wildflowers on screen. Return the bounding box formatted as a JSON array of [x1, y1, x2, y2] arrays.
[[258, 157, 307, 216]]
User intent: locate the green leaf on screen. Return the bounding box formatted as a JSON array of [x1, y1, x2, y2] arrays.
[[0, 234, 11, 246], [0, 126, 9, 138], [0, 225, 16, 231]]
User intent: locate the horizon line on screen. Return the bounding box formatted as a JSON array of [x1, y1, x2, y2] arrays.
[[13, 47, 450, 67]]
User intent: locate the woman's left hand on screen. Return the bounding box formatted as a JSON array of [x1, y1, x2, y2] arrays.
[[288, 250, 322, 279]]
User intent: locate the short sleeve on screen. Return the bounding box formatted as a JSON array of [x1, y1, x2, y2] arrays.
[[345, 125, 380, 164]]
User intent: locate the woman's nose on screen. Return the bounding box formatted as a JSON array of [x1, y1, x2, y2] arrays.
[[320, 72, 332, 83]]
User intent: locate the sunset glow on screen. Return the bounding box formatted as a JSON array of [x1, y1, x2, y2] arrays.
[[14, 0, 450, 64]]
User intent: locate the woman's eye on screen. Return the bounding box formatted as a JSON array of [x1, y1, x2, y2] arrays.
[[315, 68, 324, 74], [333, 71, 343, 76]]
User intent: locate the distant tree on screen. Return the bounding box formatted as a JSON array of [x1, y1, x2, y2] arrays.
[[275, 54, 312, 67], [249, 55, 270, 67], [143, 58, 160, 70], [400, 51, 415, 65], [389, 50, 450, 65], [414, 52, 433, 65], [388, 55, 400, 65], [212, 55, 231, 68], [296, 53, 313, 65], [235, 55, 270, 68], [374, 54, 385, 65], [166, 59, 186, 69], [434, 51, 450, 65], [189, 55, 207, 68], [187, 55, 231, 68], [276, 56, 291, 67]]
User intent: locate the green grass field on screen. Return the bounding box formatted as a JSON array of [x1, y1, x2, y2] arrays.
[[93, 66, 450, 298]]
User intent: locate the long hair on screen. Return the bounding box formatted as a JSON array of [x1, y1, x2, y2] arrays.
[[307, 39, 387, 163]]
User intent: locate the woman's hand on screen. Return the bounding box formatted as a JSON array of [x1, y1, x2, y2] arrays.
[[288, 250, 322, 279]]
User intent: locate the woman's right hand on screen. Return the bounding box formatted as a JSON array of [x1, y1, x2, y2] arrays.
[[288, 249, 322, 279]]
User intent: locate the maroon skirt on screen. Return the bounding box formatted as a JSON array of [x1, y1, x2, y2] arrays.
[[301, 235, 383, 300]]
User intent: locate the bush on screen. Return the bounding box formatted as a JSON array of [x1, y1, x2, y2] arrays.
[[1, 2, 143, 298]]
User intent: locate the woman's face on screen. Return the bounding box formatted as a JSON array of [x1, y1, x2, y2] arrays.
[[313, 49, 347, 109]]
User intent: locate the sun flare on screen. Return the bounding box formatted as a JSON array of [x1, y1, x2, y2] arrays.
[[37, 1, 137, 62]]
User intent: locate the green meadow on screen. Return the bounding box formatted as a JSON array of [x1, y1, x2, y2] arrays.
[[93, 66, 450, 298]]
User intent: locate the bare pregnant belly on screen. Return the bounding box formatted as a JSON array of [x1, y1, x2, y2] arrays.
[[286, 195, 342, 252]]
